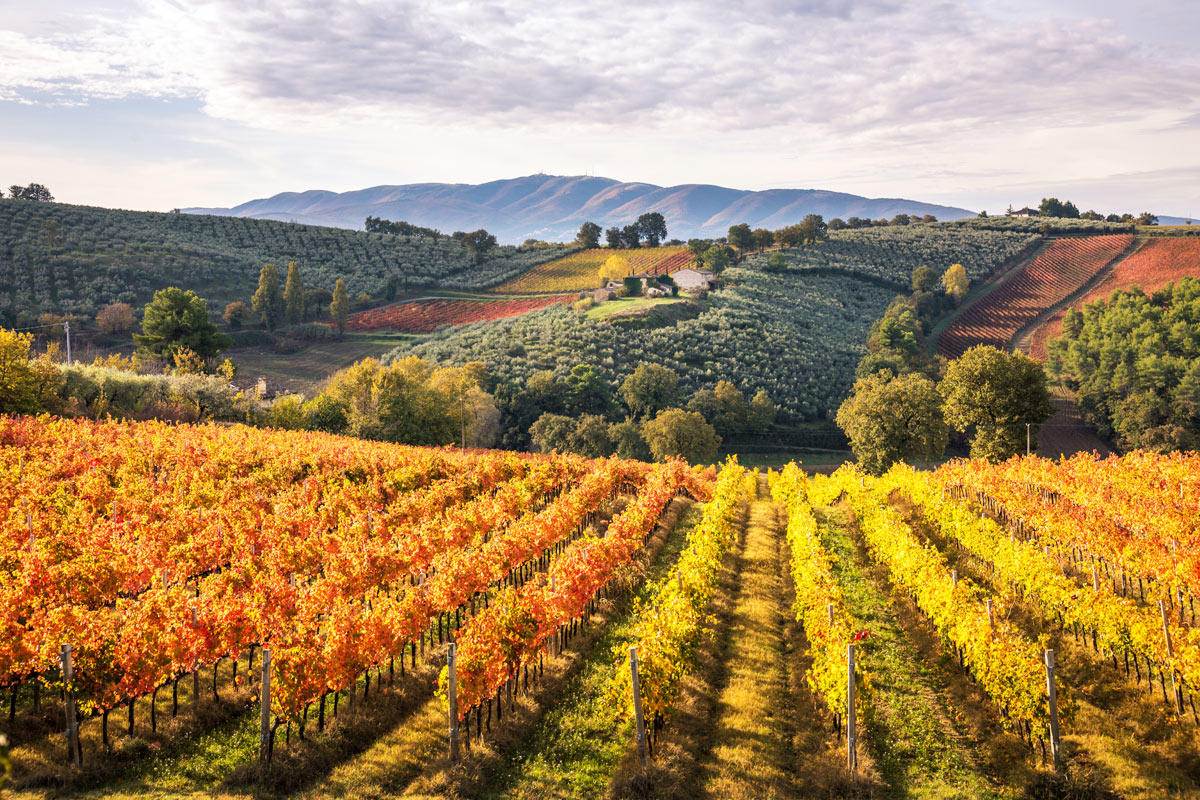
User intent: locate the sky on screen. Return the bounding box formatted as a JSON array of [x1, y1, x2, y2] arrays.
[[1, 0, 1198, 217]]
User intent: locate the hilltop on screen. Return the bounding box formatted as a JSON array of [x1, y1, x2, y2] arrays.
[[183, 174, 976, 243]]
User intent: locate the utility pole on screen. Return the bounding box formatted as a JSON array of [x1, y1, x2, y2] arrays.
[[64, 320, 71, 365]]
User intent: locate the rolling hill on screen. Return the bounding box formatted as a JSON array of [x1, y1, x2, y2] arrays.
[[183, 174, 977, 243]]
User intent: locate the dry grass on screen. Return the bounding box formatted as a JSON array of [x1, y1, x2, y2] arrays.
[[609, 496, 751, 799], [697, 496, 799, 798]]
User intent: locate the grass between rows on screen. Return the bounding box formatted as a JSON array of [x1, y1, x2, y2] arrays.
[[814, 504, 1013, 799], [897, 495, 1200, 799], [697, 493, 799, 798], [477, 502, 705, 798]]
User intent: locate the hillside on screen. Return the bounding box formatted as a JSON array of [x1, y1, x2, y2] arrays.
[[0, 199, 568, 324], [395, 226, 1036, 426], [1029, 237, 1200, 359], [183, 174, 977, 243]]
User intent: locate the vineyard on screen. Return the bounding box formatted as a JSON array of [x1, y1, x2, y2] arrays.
[[0, 200, 570, 324], [343, 295, 575, 332], [4, 416, 1200, 798], [1029, 237, 1200, 359], [491, 247, 694, 294], [938, 234, 1134, 358]]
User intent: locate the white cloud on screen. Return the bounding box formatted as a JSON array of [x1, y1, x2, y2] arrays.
[[1, 0, 1197, 213]]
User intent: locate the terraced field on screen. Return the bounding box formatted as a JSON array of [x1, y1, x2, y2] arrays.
[[938, 234, 1134, 358], [1029, 237, 1200, 359]]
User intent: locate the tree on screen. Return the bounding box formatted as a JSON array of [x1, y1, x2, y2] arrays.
[[605, 227, 623, 248], [1038, 197, 1080, 219], [752, 227, 774, 251], [798, 214, 828, 243], [610, 419, 652, 460], [134, 287, 230, 361], [251, 263, 285, 330], [702, 245, 733, 272], [303, 393, 349, 434], [566, 363, 616, 416], [619, 363, 681, 419], [283, 261, 305, 324], [7, 183, 53, 202], [727, 223, 754, 255], [95, 302, 135, 334], [941, 263, 968, 303], [911, 265, 939, 293], [304, 288, 333, 321], [621, 224, 642, 248], [576, 221, 602, 248], [0, 329, 56, 414], [529, 412, 578, 454], [330, 279, 350, 335], [940, 345, 1054, 462], [749, 390, 776, 431], [637, 212, 667, 247], [688, 380, 751, 436], [599, 255, 632, 285], [640, 408, 720, 464], [452, 229, 498, 263], [774, 224, 804, 248], [836, 371, 948, 475], [572, 414, 617, 457], [223, 301, 251, 328]]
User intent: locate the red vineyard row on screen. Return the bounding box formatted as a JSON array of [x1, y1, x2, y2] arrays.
[[344, 295, 575, 332], [938, 234, 1133, 359]]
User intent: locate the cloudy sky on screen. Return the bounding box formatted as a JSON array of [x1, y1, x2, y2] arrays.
[[2, 0, 1198, 216]]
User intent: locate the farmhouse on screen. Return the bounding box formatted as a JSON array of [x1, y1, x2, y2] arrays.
[[671, 267, 716, 291]]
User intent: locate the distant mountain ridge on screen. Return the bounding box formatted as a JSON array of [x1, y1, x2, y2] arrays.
[[183, 174, 977, 243]]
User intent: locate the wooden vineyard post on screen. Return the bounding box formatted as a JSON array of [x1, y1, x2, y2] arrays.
[[259, 648, 272, 764], [630, 647, 648, 768], [1160, 599, 1175, 658], [61, 644, 80, 767], [1159, 599, 1184, 713], [847, 644, 857, 773], [1044, 649, 1061, 772], [448, 643, 460, 764]]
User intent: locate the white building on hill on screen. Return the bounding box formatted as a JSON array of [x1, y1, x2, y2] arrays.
[[671, 267, 716, 291]]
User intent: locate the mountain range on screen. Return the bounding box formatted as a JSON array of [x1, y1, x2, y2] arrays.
[[183, 174, 977, 243]]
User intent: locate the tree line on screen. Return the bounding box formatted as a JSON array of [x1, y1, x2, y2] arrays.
[[2, 183, 54, 202], [1048, 278, 1200, 452], [980, 198, 1158, 225], [365, 216, 499, 264]]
